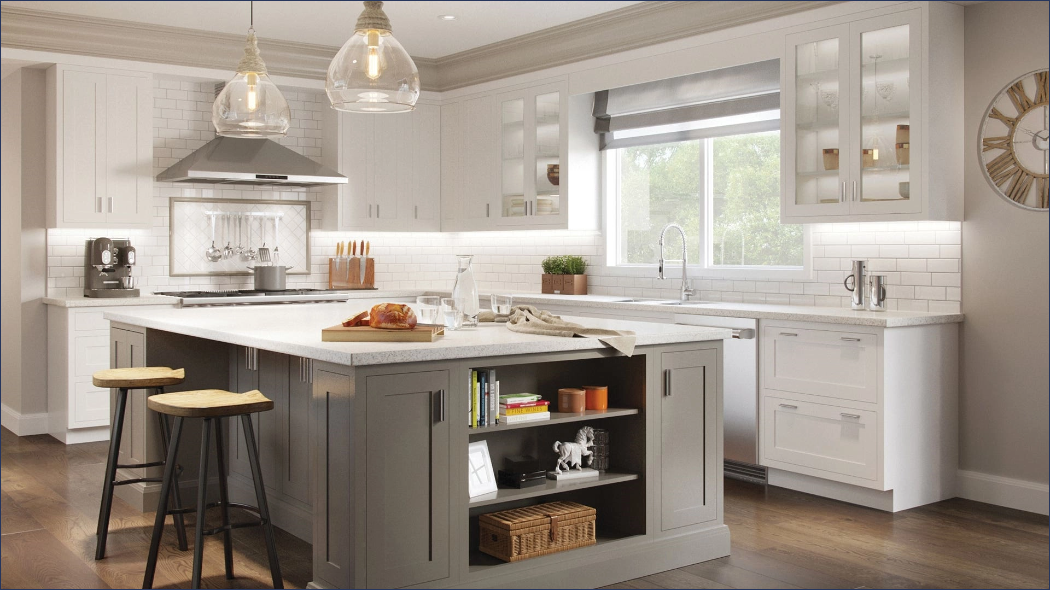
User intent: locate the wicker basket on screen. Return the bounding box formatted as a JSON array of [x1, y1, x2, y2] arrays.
[[478, 501, 596, 562]]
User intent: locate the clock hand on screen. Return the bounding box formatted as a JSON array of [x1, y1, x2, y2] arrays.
[[1015, 126, 1037, 138]]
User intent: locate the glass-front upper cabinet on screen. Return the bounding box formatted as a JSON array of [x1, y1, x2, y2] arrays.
[[851, 12, 921, 214], [783, 10, 921, 221], [784, 25, 851, 218], [497, 82, 568, 226]]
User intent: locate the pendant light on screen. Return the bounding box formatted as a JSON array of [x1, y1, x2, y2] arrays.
[[213, 1, 290, 137], [326, 1, 420, 113]]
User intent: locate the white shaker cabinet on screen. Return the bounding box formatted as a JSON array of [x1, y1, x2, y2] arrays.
[[781, 2, 963, 223], [759, 319, 959, 512], [320, 102, 441, 231], [440, 95, 499, 231], [46, 65, 153, 229]]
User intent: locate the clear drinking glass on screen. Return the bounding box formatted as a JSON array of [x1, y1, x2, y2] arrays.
[[416, 296, 440, 324], [490, 294, 513, 315], [441, 298, 463, 331], [452, 255, 479, 327]]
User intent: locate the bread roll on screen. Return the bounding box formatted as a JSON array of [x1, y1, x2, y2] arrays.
[[369, 303, 418, 330]]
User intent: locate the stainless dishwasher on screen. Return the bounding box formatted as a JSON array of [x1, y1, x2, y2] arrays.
[[673, 314, 765, 484]]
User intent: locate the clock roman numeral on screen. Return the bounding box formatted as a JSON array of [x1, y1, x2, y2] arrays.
[[1005, 169, 1034, 204], [982, 136, 1011, 152], [1007, 80, 1034, 113], [988, 107, 1016, 127], [1036, 71, 1049, 105], [1038, 177, 1049, 209], [985, 151, 1016, 182]]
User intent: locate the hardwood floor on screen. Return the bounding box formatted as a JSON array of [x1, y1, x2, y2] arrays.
[[2, 427, 1047, 589]]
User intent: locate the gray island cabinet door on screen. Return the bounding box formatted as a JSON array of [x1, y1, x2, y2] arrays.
[[365, 370, 450, 589], [660, 348, 718, 531]]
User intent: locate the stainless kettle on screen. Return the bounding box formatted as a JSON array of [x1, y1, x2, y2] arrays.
[[843, 260, 867, 310]]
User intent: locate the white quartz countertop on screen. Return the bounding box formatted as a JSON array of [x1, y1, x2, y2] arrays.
[[42, 290, 423, 308], [43, 295, 181, 308], [500, 293, 963, 328], [103, 301, 731, 366]]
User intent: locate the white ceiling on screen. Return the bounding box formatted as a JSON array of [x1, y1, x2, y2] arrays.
[[1, 1, 642, 59]]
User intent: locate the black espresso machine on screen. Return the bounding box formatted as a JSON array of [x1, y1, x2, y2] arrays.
[[84, 237, 139, 298]]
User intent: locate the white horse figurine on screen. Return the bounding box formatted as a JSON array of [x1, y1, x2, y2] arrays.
[[552, 426, 595, 474]]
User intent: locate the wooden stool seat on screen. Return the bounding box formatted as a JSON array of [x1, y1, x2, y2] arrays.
[[92, 367, 185, 389], [148, 389, 274, 418]]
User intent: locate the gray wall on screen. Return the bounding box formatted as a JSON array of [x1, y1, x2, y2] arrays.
[[961, 1, 1049, 485], [1, 66, 48, 422]]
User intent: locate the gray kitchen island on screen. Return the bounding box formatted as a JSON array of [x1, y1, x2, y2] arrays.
[[103, 301, 731, 589]]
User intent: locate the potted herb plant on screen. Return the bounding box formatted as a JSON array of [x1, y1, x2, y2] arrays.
[[541, 255, 588, 295]]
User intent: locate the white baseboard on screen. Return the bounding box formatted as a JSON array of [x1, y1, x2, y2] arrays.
[[1, 403, 49, 436], [957, 470, 1049, 516]]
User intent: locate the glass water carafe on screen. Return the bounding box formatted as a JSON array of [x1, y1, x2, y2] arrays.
[[452, 255, 479, 327]]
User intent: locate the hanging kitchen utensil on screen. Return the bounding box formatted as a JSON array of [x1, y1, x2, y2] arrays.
[[272, 215, 280, 264], [235, 213, 244, 255], [246, 215, 257, 260], [206, 214, 223, 262], [258, 214, 271, 264], [223, 213, 234, 259]]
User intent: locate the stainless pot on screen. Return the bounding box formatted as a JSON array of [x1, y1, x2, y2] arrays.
[[247, 265, 292, 291]]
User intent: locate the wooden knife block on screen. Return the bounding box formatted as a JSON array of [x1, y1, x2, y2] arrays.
[[329, 257, 376, 289]]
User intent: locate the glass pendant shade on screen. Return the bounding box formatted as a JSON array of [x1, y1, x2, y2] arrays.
[[327, 1, 420, 113], [213, 29, 291, 137]]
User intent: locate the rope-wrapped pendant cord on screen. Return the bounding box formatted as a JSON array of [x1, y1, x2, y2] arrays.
[[236, 1, 267, 74], [356, 1, 393, 33]]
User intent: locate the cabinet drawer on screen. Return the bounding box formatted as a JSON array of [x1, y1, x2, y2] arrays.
[[72, 382, 110, 427], [762, 396, 878, 481], [74, 310, 110, 332], [762, 326, 877, 403], [75, 335, 111, 377]]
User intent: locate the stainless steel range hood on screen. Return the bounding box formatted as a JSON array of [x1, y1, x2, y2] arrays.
[[157, 137, 347, 187]]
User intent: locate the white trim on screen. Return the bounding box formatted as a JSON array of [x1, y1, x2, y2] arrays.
[[957, 470, 1050, 516], [1, 403, 49, 436]]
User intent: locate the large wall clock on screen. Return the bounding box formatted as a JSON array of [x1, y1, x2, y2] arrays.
[[979, 69, 1048, 211]]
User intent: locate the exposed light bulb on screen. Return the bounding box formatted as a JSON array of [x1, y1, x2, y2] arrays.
[[245, 71, 259, 111], [366, 29, 382, 81], [872, 148, 879, 161]]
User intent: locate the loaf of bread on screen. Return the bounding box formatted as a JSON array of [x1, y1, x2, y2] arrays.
[[369, 303, 418, 330]]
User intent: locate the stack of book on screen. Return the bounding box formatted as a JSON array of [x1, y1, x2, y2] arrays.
[[469, 368, 500, 428], [499, 393, 551, 425]]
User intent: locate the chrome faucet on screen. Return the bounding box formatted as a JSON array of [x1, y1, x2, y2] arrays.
[[657, 223, 695, 301]]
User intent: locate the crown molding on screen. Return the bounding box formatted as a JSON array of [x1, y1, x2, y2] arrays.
[[2, 2, 838, 92]]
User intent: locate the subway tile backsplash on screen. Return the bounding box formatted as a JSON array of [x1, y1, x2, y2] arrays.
[[45, 80, 962, 314]]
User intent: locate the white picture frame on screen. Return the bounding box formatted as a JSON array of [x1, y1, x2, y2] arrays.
[[467, 440, 498, 498]]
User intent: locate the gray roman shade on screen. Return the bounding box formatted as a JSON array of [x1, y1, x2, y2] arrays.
[[594, 59, 781, 150]]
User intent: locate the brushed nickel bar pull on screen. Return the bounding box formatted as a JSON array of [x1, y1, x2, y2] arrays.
[[107, 197, 114, 213], [840, 181, 846, 203], [664, 369, 672, 397], [779, 332, 798, 337], [779, 403, 798, 409], [97, 197, 103, 213], [377, 204, 380, 217], [486, 203, 490, 217], [840, 337, 862, 342], [853, 180, 858, 202], [414, 205, 418, 219], [840, 413, 861, 419]]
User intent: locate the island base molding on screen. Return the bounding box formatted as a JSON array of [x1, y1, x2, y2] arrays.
[[767, 468, 956, 513], [308, 525, 731, 589]]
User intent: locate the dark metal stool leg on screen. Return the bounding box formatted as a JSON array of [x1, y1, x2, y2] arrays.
[[156, 396, 189, 552], [191, 418, 213, 589], [213, 417, 235, 579], [243, 415, 284, 589], [95, 387, 128, 560], [142, 416, 184, 589]]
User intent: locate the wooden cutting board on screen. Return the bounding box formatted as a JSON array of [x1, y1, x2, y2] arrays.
[[321, 324, 444, 342]]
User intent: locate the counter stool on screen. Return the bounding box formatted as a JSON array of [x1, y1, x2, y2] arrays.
[[142, 389, 283, 590], [92, 367, 189, 560]]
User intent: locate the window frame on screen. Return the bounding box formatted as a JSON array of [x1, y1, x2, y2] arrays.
[[603, 127, 811, 281]]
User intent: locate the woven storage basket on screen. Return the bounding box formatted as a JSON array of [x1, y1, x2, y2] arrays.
[[478, 501, 596, 562]]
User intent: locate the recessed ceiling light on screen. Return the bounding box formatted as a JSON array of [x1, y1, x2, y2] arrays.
[[438, 14, 457, 21]]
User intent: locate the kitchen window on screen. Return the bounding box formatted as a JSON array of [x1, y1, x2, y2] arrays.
[[596, 60, 809, 278], [607, 123, 807, 277]]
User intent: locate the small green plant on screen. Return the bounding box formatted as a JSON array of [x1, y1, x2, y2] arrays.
[[541, 255, 587, 275], [562, 255, 587, 275], [541, 255, 565, 274]]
